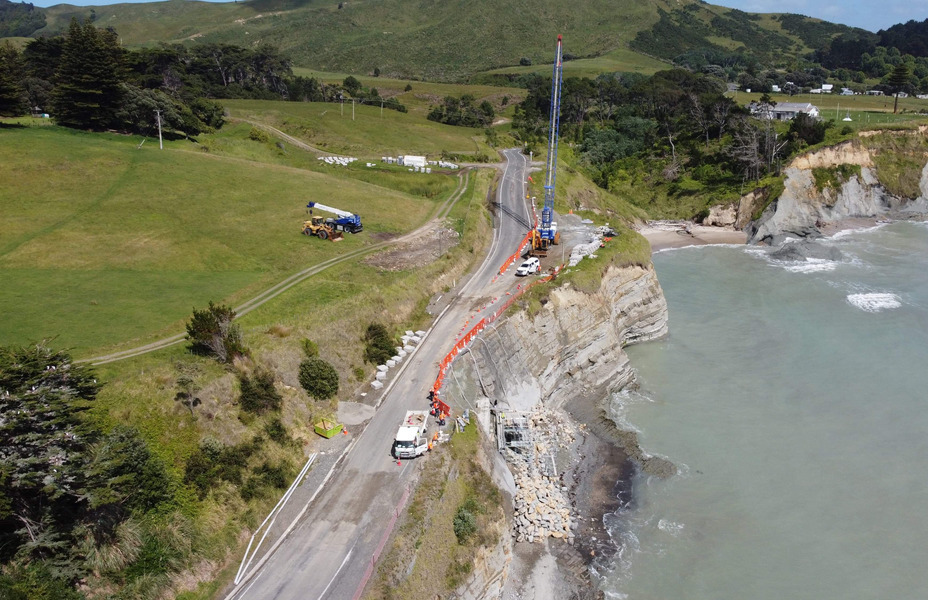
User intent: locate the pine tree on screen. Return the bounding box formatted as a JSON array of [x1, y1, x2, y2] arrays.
[[0, 345, 99, 553], [888, 63, 912, 114], [51, 18, 124, 129], [0, 41, 26, 117]]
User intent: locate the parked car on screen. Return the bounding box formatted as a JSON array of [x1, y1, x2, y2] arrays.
[[515, 257, 540, 276]]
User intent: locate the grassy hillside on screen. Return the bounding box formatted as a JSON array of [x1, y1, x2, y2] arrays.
[[0, 114, 483, 355], [17, 0, 862, 81]]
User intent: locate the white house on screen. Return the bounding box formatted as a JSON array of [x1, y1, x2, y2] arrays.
[[751, 102, 820, 121], [771, 84, 782, 93], [821, 84, 834, 93]]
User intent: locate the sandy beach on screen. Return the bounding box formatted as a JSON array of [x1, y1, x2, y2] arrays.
[[638, 221, 748, 252]]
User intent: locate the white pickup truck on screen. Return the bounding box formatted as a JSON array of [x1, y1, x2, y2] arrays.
[[393, 410, 429, 459]]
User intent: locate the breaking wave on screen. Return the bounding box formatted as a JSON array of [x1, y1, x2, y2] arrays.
[[846, 292, 901, 312]]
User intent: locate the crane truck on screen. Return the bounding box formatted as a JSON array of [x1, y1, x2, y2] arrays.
[[306, 202, 363, 234], [530, 35, 564, 258], [392, 410, 430, 459]]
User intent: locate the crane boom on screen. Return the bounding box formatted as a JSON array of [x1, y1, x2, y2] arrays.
[[528, 34, 563, 258], [307, 202, 353, 219], [306, 201, 363, 233], [541, 34, 563, 237]]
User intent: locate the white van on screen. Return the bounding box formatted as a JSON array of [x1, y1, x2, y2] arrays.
[[515, 257, 540, 276]]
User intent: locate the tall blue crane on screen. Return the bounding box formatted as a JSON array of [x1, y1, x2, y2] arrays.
[[531, 34, 564, 256]]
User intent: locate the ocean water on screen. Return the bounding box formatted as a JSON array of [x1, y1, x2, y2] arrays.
[[603, 222, 928, 599]]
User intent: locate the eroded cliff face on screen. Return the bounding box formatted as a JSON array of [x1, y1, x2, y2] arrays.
[[454, 264, 669, 599], [742, 137, 928, 244], [467, 265, 668, 413]]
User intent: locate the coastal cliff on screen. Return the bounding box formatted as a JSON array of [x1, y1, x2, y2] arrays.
[[742, 132, 928, 244], [470, 264, 668, 411], [453, 263, 670, 599]]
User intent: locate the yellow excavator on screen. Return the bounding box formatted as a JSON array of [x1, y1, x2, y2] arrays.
[[301, 216, 343, 241]]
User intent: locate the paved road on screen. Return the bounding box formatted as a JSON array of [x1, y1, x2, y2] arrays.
[[225, 149, 533, 600]]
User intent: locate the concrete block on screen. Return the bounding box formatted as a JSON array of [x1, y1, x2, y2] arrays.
[[375, 371, 386, 381], [398, 350, 407, 358], [371, 380, 384, 390], [405, 330, 415, 337], [386, 359, 396, 368], [403, 345, 414, 353], [410, 336, 421, 344], [415, 330, 426, 336], [391, 355, 402, 363], [377, 365, 389, 373]]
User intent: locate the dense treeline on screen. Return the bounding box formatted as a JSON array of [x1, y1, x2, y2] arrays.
[[427, 94, 494, 127], [0, 18, 404, 132], [513, 69, 837, 218]]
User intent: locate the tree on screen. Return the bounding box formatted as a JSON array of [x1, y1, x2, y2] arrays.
[[238, 368, 282, 414], [363, 323, 396, 365], [788, 112, 828, 147], [298, 358, 339, 400], [185, 302, 246, 363], [52, 18, 124, 130], [0, 345, 100, 542], [342, 75, 361, 96], [887, 63, 912, 113], [0, 41, 25, 116]]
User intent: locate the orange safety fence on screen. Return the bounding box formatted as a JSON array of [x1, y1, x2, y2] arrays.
[[498, 230, 534, 275], [431, 265, 563, 398]]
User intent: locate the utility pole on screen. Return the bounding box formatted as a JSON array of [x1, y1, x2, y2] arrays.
[[341, 100, 344, 117], [380, 99, 384, 118], [154, 109, 163, 150], [352, 99, 355, 121]]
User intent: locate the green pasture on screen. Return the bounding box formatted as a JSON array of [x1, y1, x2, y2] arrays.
[[37, 0, 249, 43], [732, 91, 928, 123], [85, 169, 493, 464], [480, 46, 670, 79], [291, 68, 527, 117], [223, 99, 500, 158], [0, 123, 456, 354]]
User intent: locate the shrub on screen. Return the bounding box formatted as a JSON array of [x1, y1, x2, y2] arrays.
[[298, 357, 339, 400], [239, 368, 282, 414], [453, 506, 477, 544], [301, 338, 319, 358], [265, 418, 291, 445], [404, 83, 412, 92], [185, 302, 246, 363], [183, 437, 259, 498], [248, 126, 270, 143], [363, 322, 396, 365]]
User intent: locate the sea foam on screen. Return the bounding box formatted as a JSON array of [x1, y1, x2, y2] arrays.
[[846, 293, 901, 312]]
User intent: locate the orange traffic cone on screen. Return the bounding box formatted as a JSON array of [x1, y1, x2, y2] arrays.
[[397, 460, 401, 466]]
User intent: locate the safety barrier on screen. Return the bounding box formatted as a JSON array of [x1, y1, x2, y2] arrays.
[[498, 230, 535, 275], [430, 265, 562, 398]]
